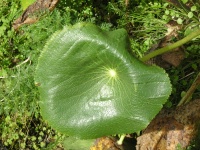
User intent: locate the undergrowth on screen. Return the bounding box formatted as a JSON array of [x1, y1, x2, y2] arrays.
[[0, 1, 72, 149], [0, 0, 200, 149]]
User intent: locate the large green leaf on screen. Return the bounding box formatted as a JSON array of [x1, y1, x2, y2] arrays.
[[35, 23, 171, 139], [63, 137, 94, 150]]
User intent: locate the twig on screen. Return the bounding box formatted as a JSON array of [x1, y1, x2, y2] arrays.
[[178, 72, 200, 106], [0, 76, 16, 79], [16, 57, 30, 67], [125, 0, 129, 6], [178, 72, 195, 81]]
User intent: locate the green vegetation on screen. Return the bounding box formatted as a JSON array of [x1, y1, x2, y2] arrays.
[[0, 0, 200, 149]]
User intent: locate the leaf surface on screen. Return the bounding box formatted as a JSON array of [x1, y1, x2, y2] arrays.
[[35, 23, 171, 139]]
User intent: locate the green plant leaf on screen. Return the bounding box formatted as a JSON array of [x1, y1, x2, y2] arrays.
[[191, 6, 197, 11], [35, 23, 171, 139], [181, 0, 188, 4], [188, 12, 193, 18], [20, 0, 36, 10], [63, 137, 94, 150], [177, 18, 183, 24]]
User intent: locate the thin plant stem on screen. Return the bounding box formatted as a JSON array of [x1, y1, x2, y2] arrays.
[[117, 134, 126, 145], [140, 28, 200, 62], [178, 72, 200, 106]]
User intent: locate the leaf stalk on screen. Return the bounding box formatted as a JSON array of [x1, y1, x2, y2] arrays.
[[140, 28, 200, 62], [117, 134, 126, 145]]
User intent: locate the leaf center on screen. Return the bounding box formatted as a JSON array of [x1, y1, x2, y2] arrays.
[[108, 69, 117, 78]]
